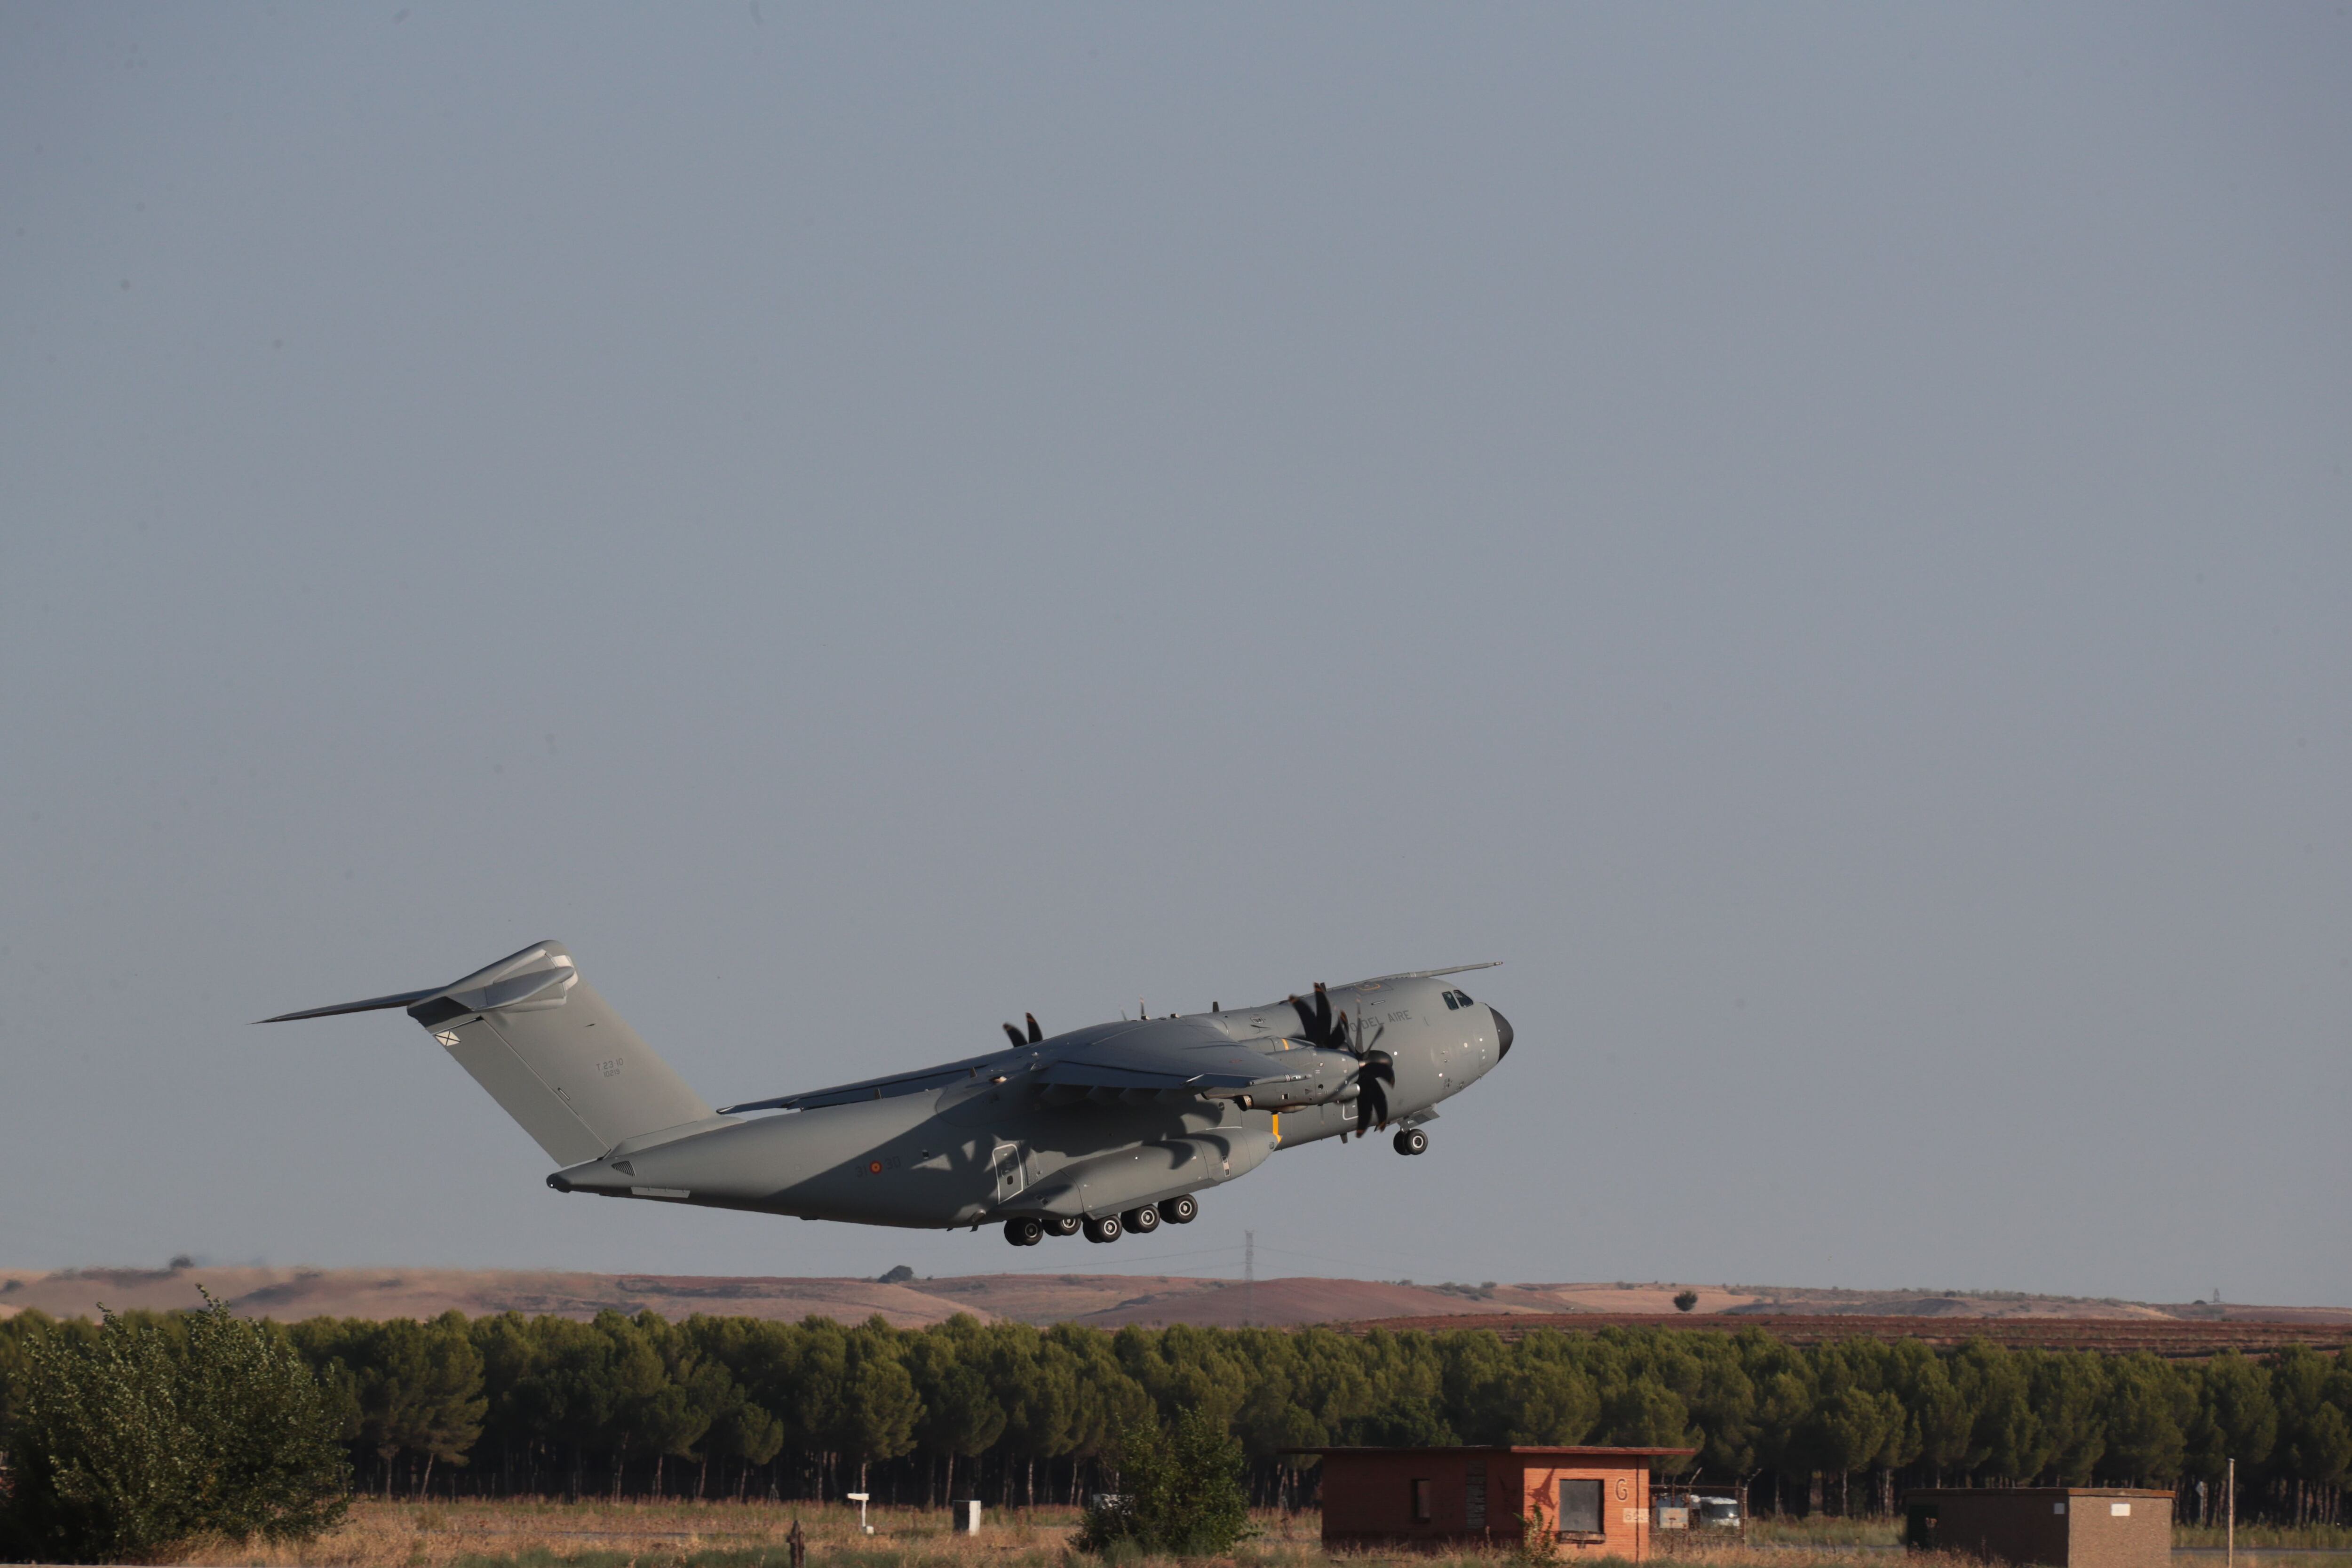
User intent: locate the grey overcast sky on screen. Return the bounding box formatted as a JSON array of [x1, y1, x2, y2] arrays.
[[4, 4, 2347, 1305]]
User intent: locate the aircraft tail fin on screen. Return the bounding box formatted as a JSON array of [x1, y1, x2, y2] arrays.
[[266, 941, 720, 1165]]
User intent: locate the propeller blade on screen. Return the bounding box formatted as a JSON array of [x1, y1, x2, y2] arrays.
[[1025, 1013, 1043, 1044], [1289, 984, 1346, 1049], [1349, 1050, 1395, 1135], [1003, 1023, 1026, 1049]]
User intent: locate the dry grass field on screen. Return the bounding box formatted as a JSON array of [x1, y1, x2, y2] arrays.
[[10, 1266, 2342, 1335], [155, 1502, 2352, 1568], [163, 1501, 1906, 1568]]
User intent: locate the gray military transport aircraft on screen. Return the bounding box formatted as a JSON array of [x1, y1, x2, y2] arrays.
[[267, 942, 1512, 1246]]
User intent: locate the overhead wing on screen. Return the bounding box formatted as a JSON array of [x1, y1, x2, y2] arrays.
[[718, 1019, 1315, 1114], [1037, 1019, 1309, 1094], [717, 1049, 1005, 1114], [1352, 961, 1502, 983]]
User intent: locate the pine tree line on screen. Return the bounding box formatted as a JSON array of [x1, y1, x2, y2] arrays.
[[3, 1310, 2345, 1524]]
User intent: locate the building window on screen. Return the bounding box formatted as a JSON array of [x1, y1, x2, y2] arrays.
[[1412, 1479, 1433, 1523], [1466, 1463, 1487, 1529], [1558, 1478, 1604, 1536]]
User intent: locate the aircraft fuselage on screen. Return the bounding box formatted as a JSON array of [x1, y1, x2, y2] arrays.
[[550, 974, 1510, 1235]]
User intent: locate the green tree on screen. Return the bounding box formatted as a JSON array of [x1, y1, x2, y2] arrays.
[[356, 1312, 488, 1497], [1884, 1340, 1975, 1486], [2030, 1352, 2109, 1484], [1806, 1383, 1904, 1513], [909, 1319, 1006, 1503], [1955, 1339, 2045, 1480], [0, 1298, 348, 1561], [2100, 1355, 2190, 1484], [635, 1313, 740, 1497], [2272, 1348, 2352, 1506], [1686, 1339, 1760, 1476], [833, 1318, 922, 1491], [2187, 1353, 2276, 1484], [1081, 1407, 1252, 1557]]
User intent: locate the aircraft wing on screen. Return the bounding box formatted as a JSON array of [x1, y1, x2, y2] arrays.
[[1036, 1019, 1310, 1094], [718, 1020, 1311, 1114], [717, 1051, 1005, 1114]]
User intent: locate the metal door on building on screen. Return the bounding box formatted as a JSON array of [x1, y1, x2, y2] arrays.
[[1558, 1479, 1604, 1536]]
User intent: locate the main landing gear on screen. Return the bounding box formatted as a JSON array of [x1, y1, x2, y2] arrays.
[[1393, 1127, 1429, 1156], [1003, 1195, 1200, 1245]]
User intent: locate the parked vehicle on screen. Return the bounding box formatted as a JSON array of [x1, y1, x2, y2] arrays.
[[1653, 1492, 1743, 1530]]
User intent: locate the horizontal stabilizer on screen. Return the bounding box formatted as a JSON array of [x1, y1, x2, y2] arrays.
[[258, 987, 445, 1024]]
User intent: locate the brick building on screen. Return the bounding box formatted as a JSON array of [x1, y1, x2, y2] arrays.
[[1903, 1488, 2175, 1568], [1290, 1445, 1695, 1556]]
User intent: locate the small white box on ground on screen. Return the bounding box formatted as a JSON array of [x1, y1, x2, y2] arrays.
[[951, 1500, 982, 1535]]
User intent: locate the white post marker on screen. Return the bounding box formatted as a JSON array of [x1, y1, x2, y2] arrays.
[[847, 1492, 873, 1535], [953, 1500, 982, 1535]]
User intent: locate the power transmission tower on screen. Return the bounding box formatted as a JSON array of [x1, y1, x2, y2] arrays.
[[1245, 1229, 1256, 1327]]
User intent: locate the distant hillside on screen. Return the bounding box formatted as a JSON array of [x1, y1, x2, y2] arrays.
[[4, 1265, 2344, 1333]]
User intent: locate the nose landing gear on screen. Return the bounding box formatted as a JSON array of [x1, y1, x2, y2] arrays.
[[1393, 1127, 1428, 1156]]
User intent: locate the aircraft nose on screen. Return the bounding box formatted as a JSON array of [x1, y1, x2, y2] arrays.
[[1491, 1007, 1514, 1060]]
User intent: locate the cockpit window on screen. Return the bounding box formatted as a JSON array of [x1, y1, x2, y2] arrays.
[[1455, 989, 1472, 1004], [1441, 992, 1459, 1010]]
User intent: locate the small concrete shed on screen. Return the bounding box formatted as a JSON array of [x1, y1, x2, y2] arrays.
[[1289, 1445, 1694, 1556], [1904, 1488, 2174, 1568]]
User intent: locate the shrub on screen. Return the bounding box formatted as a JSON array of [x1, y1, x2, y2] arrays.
[[1078, 1407, 1252, 1557], [0, 1295, 349, 1561]]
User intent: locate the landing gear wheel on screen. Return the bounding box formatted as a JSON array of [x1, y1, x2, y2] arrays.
[[1122, 1204, 1161, 1235], [1003, 1217, 1044, 1246], [1158, 1194, 1198, 1226], [1045, 1215, 1080, 1237], [1083, 1214, 1123, 1244], [1394, 1127, 1428, 1156]]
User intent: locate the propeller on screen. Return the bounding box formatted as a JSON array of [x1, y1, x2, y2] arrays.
[[1000, 1012, 1044, 1049], [1290, 983, 1394, 1134], [1353, 1050, 1396, 1134], [1287, 983, 1351, 1051]]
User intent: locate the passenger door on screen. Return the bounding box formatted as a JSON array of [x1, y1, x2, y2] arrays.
[[992, 1143, 1026, 1206]]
